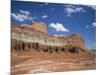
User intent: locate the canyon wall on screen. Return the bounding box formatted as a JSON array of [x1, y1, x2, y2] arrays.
[[57, 34, 84, 48], [11, 22, 85, 53], [32, 22, 48, 34]]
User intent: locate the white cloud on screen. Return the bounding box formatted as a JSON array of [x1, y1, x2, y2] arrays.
[[49, 23, 69, 32], [11, 13, 27, 22], [54, 34, 65, 37], [64, 5, 85, 16], [20, 10, 30, 15], [92, 22, 96, 27], [87, 5, 96, 10], [41, 15, 48, 18], [11, 10, 34, 22]]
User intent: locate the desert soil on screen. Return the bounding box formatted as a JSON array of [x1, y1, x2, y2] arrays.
[[11, 50, 96, 75]]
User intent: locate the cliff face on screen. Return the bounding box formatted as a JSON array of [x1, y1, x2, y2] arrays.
[[11, 22, 95, 74], [57, 34, 84, 48], [32, 22, 48, 34], [11, 21, 84, 51]]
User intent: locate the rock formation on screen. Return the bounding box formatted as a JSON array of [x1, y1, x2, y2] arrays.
[[32, 22, 48, 34], [11, 21, 85, 54], [11, 21, 96, 75], [56, 34, 84, 48]]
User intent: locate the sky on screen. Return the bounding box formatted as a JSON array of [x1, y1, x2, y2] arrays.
[[11, 0, 96, 49]]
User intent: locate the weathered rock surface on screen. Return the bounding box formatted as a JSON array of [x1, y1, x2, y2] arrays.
[[11, 21, 96, 74], [11, 21, 84, 50]]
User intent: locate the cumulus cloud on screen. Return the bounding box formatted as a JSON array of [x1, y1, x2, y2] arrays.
[[20, 10, 30, 15], [11, 13, 27, 22], [41, 15, 48, 18], [11, 10, 33, 22], [49, 23, 69, 32], [64, 5, 85, 16]]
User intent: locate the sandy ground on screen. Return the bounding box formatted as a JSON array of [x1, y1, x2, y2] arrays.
[[11, 50, 96, 75]]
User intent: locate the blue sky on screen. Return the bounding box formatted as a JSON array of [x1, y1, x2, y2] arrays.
[[11, 1, 96, 49]]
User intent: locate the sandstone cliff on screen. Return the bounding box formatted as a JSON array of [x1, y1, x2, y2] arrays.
[[32, 22, 48, 34], [56, 34, 84, 48], [11, 21, 84, 51], [11, 21, 95, 74]]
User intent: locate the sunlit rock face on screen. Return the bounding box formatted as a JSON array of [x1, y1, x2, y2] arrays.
[[11, 21, 84, 52], [56, 34, 84, 48], [32, 22, 48, 34]]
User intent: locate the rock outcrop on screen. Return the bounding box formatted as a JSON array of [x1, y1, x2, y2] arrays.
[[56, 34, 84, 48], [32, 22, 48, 34], [11, 21, 85, 53], [11, 21, 95, 75]]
